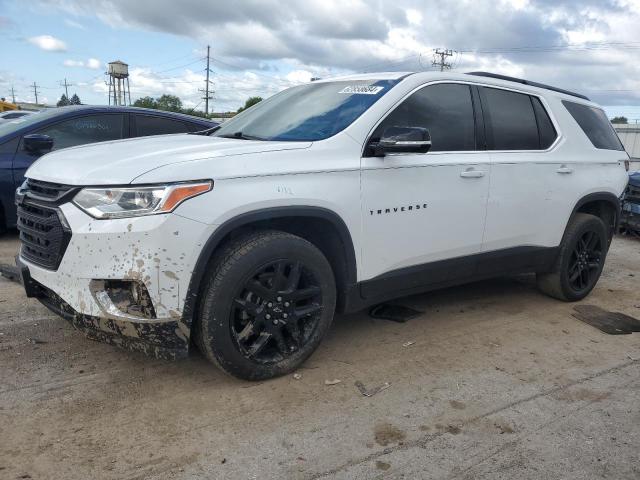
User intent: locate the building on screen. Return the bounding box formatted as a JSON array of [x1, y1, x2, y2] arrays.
[[614, 124, 640, 171]]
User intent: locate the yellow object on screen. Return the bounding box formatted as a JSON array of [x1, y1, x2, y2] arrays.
[[0, 99, 18, 111]]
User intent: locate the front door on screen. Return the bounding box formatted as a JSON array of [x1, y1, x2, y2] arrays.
[[360, 83, 490, 297]]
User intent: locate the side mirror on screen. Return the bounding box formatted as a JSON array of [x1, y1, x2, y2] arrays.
[[23, 134, 54, 154], [373, 126, 431, 156]]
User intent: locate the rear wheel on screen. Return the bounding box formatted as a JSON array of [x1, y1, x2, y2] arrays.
[[537, 213, 608, 301], [196, 230, 336, 380]]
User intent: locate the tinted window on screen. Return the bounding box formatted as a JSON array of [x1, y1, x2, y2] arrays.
[[372, 83, 476, 151], [214, 79, 399, 142], [532, 97, 557, 149], [481, 87, 539, 150], [34, 114, 124, 150], [562, 101, 624, 151], [136, 115, 190, 137]]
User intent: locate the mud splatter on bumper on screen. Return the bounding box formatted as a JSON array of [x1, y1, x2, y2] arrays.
[[19, 259, 189, 360]]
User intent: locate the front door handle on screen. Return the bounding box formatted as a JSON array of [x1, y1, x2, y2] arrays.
[[460, 169, 485, 178], [557, 166, 573, 174]]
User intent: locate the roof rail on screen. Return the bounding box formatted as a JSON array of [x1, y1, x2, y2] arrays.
[[466, 71, 590, 101]]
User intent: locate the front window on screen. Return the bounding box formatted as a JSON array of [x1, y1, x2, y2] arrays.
[[213, 79, 400, 142]]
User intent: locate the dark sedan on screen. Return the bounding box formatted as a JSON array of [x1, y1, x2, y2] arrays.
[[0, 106, 217, 230]]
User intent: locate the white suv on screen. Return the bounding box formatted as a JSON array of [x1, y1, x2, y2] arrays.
[[16, 71, 629, 380]]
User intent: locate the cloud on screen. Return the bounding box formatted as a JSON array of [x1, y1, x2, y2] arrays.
[[63, 59, 84, 67], [64, 18, 85, 29], [86, 58, 102, 69], [63, 57, 102, 69], [28, 34, 67, 51], [38, 0, 640, 107]]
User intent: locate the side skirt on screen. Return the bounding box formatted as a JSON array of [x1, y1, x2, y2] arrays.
[[343, 246, 559, 313]]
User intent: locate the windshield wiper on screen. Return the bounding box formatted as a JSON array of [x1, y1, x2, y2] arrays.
[[217, 131, 265, 141], [190, 125, 221, 136]]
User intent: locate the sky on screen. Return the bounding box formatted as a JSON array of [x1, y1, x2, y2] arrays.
[[1, 0, 639, 119]]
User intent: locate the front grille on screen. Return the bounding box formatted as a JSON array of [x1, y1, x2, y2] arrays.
[[24, 179, 75, 202], [17, 201, 70, 270], [16, 179, 77, 271]]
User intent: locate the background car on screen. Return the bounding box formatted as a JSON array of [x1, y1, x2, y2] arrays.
[[621, 171, 640, 234], [0, 105, 217, 231], [0, 111, 34, 121]]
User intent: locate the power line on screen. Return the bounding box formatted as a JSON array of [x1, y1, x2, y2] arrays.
[[198, 45, 214, 116], [31, 82, 40, 104], [432, 49, 454, 71], [60, 78, 73, 98]]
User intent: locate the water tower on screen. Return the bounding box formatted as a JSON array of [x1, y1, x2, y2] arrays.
[[107, 60, 131, 106]]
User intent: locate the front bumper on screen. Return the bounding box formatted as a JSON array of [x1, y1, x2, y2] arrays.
[[17, 200, 216, 359], [18, 256, 188, 359]]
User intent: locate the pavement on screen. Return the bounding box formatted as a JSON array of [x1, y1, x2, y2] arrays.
[[1, 231, 639, 480]]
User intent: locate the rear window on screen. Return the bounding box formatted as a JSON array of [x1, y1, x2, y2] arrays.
[[562, 101, 624, 151]]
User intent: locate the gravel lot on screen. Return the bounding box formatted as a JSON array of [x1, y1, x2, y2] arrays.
[[1, 231, 639, 480]]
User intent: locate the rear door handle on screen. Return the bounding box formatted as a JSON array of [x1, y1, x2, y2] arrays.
[[460, 169, 485, 178], [557, 166, 573, 174]]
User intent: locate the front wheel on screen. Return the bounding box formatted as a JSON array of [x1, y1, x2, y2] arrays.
[[537, 213, 609, 301], [196, 230, 336, 380]]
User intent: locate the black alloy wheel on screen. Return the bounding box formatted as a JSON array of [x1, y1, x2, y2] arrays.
[[231, 259, 323, 364], [567, 230, 603, 293]]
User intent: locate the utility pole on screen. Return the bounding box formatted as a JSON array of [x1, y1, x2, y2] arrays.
[[60, 78, 73, 98], [10, 85, 16, 103], [31, 82, 40, 105], [199, 45, 214, 116], [432, 49, 454, 71]]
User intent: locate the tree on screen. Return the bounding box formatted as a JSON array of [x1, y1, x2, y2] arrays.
[[57, 94, 70, 107], [611, 116, 628, 124], [155, 94, 183, 112], [237, 96, 263, 113], [133, 96, 157, 109], [70, 93, 82, 105]]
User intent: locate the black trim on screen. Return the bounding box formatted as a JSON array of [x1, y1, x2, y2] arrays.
[[181, 206, 358, 325], [357, 246, 559, 307], [569, 192, 621, 234], [470, 85, 487, 150], [466, 72, 590, 101]]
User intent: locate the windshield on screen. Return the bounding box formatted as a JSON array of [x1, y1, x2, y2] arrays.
[[213, 79, 400, 142]]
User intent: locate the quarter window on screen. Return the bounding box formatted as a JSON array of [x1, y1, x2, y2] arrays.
[[562, 101, 624, 151], [34, 114, 124, 150], [372, 83, 476, 152], [481, 87, 539, 150]]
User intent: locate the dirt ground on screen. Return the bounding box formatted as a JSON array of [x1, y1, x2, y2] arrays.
[[1, 231, 639, 480]]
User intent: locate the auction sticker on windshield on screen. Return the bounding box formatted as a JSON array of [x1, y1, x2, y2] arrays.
[[338, 85, 384, 95]]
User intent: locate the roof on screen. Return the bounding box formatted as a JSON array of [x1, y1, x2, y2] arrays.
[[313, 71, 595, 104], [47, 105, 216, 124]]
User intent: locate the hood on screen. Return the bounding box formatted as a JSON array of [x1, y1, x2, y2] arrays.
[[25, 134, 311, 185]]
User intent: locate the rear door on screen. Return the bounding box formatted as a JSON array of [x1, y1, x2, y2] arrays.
[[360, 82, 491, 295], [479, 86, 563, 257]]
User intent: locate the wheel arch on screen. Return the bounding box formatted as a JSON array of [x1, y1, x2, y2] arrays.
[[182, 206, 358, 329], [568, 192, 621, 241]]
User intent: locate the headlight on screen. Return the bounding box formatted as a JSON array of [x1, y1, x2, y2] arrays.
[[73, 181, 212, 219]]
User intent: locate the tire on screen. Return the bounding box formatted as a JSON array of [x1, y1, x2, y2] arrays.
[[536, 213, 609, 302], [196, 230, 337, 381]]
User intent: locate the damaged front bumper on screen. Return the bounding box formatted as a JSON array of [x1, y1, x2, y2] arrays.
[[15, 197, 217, 360], [17, 256, 189, 359]]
